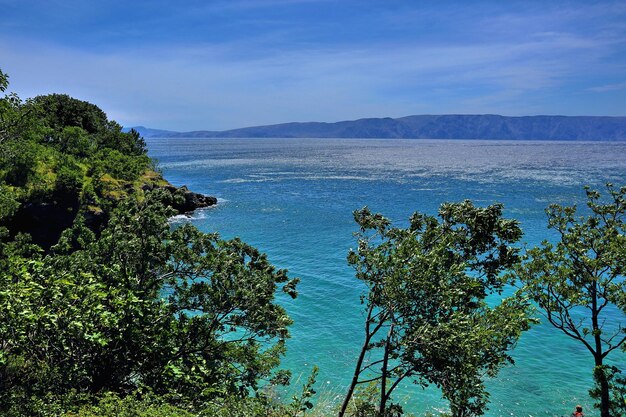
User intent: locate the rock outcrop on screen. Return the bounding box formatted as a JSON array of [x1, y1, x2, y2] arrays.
[[164, 184, 218, 213], [140, 183, 218, 214], [9, 181, 217, 251]]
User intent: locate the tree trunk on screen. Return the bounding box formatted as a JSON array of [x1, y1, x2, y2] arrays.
[[591, 280, 610, 417], [594, 362, 611, 417], [378, 323, 394, 416], [339, 304, 376, 417]]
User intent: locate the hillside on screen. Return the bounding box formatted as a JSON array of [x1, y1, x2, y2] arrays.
[[129, 114, 626, 140], [1, 69, 294, 417], [0, 91, 215, 249]]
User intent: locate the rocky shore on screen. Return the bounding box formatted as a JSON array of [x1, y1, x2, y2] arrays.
[[162, 184, 218, 214], [11, 181, 217, 250]]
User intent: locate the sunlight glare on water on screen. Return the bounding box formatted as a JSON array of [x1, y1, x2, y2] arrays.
[[149, 138, 626, 417]]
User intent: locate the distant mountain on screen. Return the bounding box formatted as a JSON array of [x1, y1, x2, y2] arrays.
[[126, 115, 626, 140], [121, 126, 178, 137]]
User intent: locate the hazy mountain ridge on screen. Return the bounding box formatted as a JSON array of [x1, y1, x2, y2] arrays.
[[127, 115, 626, 140]]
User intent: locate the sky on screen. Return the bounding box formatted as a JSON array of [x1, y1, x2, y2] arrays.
[[1, 0, 625, 131]]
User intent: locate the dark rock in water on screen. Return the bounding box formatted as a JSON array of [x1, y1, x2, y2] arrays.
[[5, 181, 216, 251], [165, 185, 218, 214]]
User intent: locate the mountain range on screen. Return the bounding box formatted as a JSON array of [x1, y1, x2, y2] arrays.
[[126, 114, 626, 140]]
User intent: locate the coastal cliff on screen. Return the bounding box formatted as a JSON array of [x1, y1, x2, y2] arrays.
[[149, 184, 218, 214], [9, 172, 217, 249], [0, 93, 216, 249]]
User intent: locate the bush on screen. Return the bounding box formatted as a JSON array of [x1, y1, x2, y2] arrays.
[[57, 126, 95, 158], [32, 94, 108, 135], [64, 392, 194, 417], [0, 140, 38, 186], [54, 158, 83, 202], [90, 148, 150, 182], [96, 122, 147, 156]]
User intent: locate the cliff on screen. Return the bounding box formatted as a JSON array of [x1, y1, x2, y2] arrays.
[[0, 93, 216, 250]]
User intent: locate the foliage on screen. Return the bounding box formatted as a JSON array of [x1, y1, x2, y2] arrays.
[[53, 157, 84, 203], [0, 137, 39, 186], [0, 185, 19, 220], [31, 93, 108, 136], [0, 69, 162, 248], [340, 202, 533, 417], [0, 69, 35, 146], [57, 126, 95, 157], [286, 365, 319, 416], [90, 148, 152, 182], [0, 192, 299, 415], [28, 93, 146, 156], [514, 184, 626, 417], [64, 392, 194, 417], [590, 366, 626, 416], [63, 380, 325, 417]]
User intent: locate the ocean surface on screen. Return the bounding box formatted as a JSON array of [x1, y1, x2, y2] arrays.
[[147, 138, 626, 417]]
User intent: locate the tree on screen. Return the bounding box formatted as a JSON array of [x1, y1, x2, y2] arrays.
[[31, 93, 108, 135], [0, 69, 39, 147], [0, 192, 299, 415], [590, 366, 626, 417], [0, 69, 301, 415], [340, 202, 533, 417], [514, 184, 626, 417], [0, 68, 21, 145]]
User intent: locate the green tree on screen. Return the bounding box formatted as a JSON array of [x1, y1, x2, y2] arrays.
[[0, 69, 24, 145], [90, 148, 151, 182], [57, 126, 95, 157], [340, 202, 533, 417], [29, 94, 146, 157], [31, 93, 108, 135], [0, 185, 19, 218], [54, 157, 84, 203], [590, 366, 626, 416], [0, 69, 39, 188], [0, 192, 299, 415], [0, 69, 41, 148], [514, 185, 626, 417]]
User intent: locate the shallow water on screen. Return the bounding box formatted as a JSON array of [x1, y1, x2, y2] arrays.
[[148, 138, 626, 416]]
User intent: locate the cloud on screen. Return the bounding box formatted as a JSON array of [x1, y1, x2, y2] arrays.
[[2, 1, 625, 129], [2, 28, 619, 130], [587, 82, 626, 93]]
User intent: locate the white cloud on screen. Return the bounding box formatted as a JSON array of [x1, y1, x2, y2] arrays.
[[588, 82, 626, 93], [1, 3, 624, 130]]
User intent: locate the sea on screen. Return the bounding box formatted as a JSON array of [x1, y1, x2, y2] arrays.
[[147, 138, 626, 417]]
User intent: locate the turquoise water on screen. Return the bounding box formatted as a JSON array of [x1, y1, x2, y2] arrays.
[[147, 138, 626, 417]]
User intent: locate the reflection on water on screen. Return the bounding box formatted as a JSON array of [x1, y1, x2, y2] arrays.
[[149, 138, 626, 417]]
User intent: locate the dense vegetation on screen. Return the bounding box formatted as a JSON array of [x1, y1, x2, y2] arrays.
[[0, 70, 301, 416], [0, 69, 165, 248], [1, 69, 624, 416]]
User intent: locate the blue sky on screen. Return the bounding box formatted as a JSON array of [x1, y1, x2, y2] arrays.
[[1, 0, 625, 130]]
